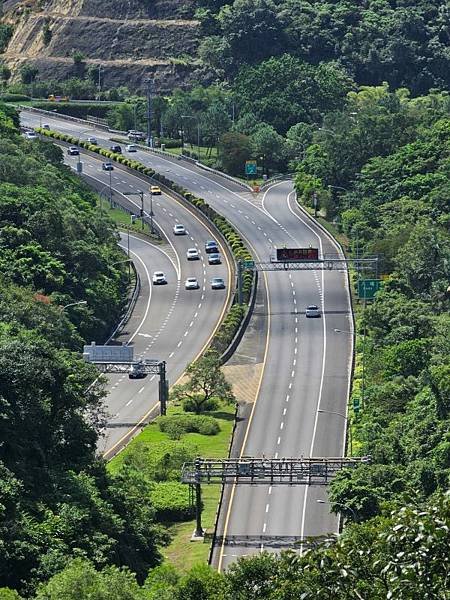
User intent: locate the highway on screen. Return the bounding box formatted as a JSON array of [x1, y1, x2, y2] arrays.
[[30, 127, 233, 457], [21, 111, 353, 566]]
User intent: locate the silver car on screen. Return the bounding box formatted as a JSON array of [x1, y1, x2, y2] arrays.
[[152, 271, 167, 285], [211, 277, 225, 290]]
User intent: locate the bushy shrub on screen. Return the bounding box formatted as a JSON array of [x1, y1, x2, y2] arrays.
[[0, 93, 31, 102], [158, 414, 220, 437], [150, 481, 196, 521]]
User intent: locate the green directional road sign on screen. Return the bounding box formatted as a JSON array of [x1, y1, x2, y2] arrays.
[[357, 279, 382, 299], [243, 260, 255, 270], [245, 160, 257, 175]]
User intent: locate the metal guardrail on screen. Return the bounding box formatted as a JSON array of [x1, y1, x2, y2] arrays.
[[104, 261, 141, 345]]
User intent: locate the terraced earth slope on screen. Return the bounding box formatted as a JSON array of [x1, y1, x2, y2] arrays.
[[1, 0, 203, 91]]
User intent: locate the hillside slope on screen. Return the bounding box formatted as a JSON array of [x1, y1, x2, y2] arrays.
[[1, 0, 203, 91]]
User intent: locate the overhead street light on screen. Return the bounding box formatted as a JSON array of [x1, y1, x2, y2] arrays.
[[181, 114, 201, 159], [316, 499, 357, 521], [123, 190, 145, 231], [318, 408, 352, 453], [61, 300, 87, 311]]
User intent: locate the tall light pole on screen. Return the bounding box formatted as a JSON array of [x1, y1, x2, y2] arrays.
[[123, 191, 145, 230], [316, 499, 357, 521], [318, 408, 352, 454], [97, 64, 103, 99], [61, 300, 87, 311], [144, 78, 153, 148], [181, 114, 200, 159]]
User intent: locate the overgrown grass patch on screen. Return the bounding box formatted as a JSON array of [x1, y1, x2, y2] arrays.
[[108, 402, 235, 569]]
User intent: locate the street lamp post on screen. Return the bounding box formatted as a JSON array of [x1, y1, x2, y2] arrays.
[[181, 114, 201, 159], [61, 300, 87, 311], [316, 499, 357, 521], [318, 408, 352, 454], [123, 191, 145, 231]]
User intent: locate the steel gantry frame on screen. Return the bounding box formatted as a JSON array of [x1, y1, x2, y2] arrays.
[[182, 456, 371, 537], [89, 359, 169, 415]]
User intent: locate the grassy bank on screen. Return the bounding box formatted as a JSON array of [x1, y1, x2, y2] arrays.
[[108, 403, 235, 570]]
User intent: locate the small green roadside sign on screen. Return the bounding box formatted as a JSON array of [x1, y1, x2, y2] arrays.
[[243, 260, 255, 270], [245, 160, 257, 175], [357, 279, 382, 300]]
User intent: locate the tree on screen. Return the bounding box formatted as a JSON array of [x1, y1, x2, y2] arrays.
[[175, 564, 226, 600], [233, 55, 351, 133], [219, 131, 251, 175], [172, 351, 235, 413], [250, 123, 287, 173], [219, 0, 284, 66], [20, 64, 38, 85], [34, 559, 147, 600]]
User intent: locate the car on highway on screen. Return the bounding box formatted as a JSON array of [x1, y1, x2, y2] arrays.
[[110, 144, 122, 153], [173, 224, 186, 235], [24, 130, 38, 140], [67, 146, 80, 156], [205, 240, 219, 254], [208, 253, 221, 265], [128, 362, 147, 379], [185, 277, 200, 290], [102, 162, 114, 171], [128, 130, 145, 141], [152, 271, 167, 285], [150, 185, 162, 195], [86, 136, 97, 144], [305, 304, 321, 318], [211, 277, 225, 290], [42, 124, 50, 130], [186, 248, 200, 260], [126, 144, 138, 152]]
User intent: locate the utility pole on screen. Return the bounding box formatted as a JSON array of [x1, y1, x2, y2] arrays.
[[144, 78, 153, 148], [313, 191, 318, 218], [149, 189, 154, 234], [97, 64, 102, 99]]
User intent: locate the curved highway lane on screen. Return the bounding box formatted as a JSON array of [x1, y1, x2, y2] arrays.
[[22, 111, 353, 564], [56, 144, 232, 457]]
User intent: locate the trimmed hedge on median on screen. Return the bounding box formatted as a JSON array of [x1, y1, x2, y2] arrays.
[[37, 126, 255, 354]]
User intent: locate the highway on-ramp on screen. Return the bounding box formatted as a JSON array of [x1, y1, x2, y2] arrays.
[[22, 111, 353, 566]]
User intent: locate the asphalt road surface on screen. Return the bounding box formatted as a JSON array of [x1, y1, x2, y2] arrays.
[[21, 112, 353, 566], [25, 126, 233, 458]]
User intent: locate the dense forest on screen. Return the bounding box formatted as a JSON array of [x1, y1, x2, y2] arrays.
[[0, 104, 167, 595], [1, 0, 450, 597]]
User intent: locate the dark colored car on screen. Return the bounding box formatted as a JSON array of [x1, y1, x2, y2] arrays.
[[211, 277, 226, 290], [110, 144, 122, 153], [205, 240, 219, 254]]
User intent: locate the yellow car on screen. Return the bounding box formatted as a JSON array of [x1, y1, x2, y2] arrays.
[[150, 185, 162, 195]]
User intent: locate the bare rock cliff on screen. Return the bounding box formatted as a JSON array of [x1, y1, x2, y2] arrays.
[[1, 0, 204, 91]]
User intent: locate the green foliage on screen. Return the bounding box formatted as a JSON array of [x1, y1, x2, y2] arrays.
[[219, 131, 251, 175], [150, 482, 195, 521], [158, 414, 220, 437], [0, 24, 13, 53], [233, 54, 351, 134], [19, 64, 38, 84], [34, 558, 147, 600], [171, 351, 235, 414]]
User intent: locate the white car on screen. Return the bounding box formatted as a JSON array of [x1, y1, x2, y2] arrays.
[[185, 277, 199, 290], [305, 304, 321, 318], [152, 271, 167, 285], [126, 144, 138, 152], [173, 224, 186, 235], [24, 131, 37, 140], [186, 248, 200, 260], [86, 136, 97, 144]]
